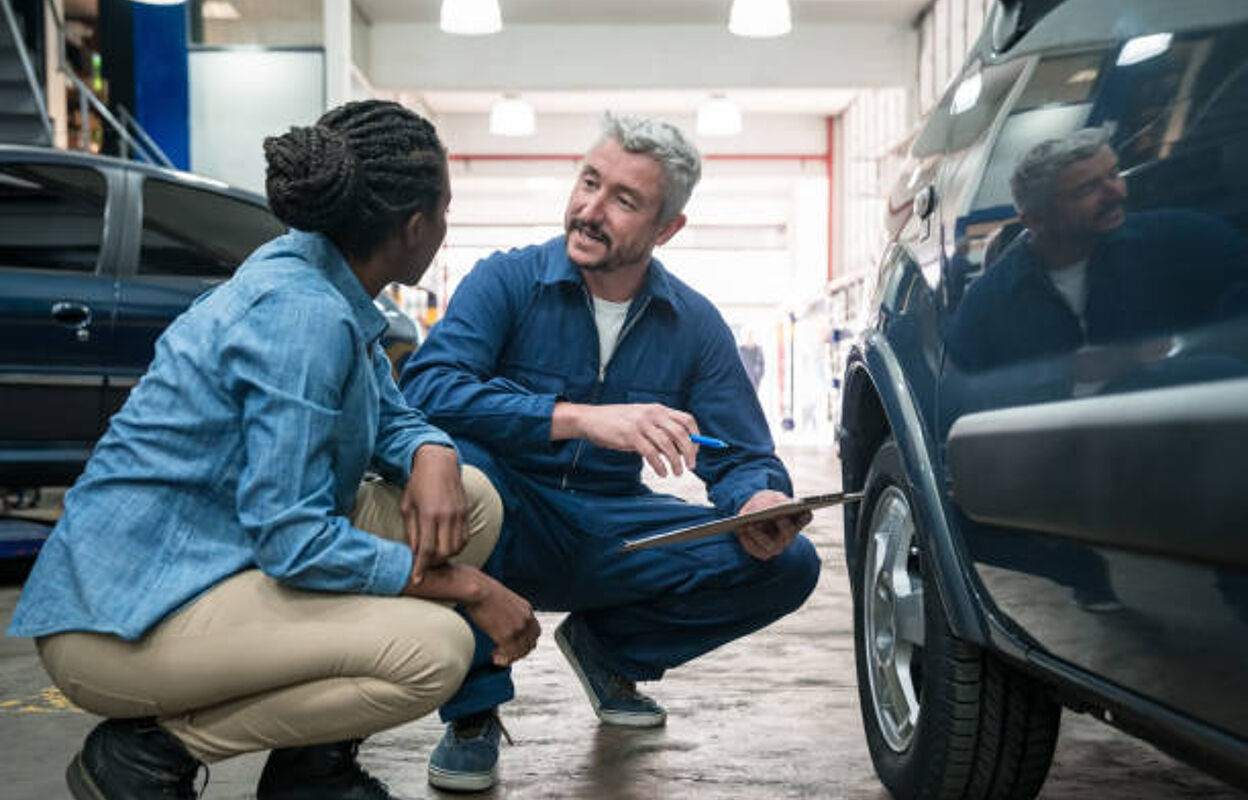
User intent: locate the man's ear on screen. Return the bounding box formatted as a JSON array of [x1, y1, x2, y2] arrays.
[[654, 213, 686, 247], [1019, 210, 1043, 237]]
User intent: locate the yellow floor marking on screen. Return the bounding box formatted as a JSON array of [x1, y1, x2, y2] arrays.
[[0, 686, 82, 714]]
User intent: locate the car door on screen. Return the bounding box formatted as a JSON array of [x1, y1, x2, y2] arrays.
[[105, 171, 285, 421], [0, 157, 119, 486], [936, 0, 1248, 740]]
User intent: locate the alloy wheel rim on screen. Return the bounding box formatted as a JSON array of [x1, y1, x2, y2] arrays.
[[863, 485, 926, 752]]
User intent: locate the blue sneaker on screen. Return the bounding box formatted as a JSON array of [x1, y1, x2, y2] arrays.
[[554, 615, 667, 728], [427, 710, 510, 792]]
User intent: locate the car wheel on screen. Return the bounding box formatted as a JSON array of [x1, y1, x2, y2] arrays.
[[852, 439, 1061, 799]]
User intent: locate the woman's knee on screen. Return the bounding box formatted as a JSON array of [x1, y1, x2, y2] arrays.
[[463, 466, 502, 538], [455, 466, 503, 569], [390, 606, 475, 704], [37, 633, 164, 718]]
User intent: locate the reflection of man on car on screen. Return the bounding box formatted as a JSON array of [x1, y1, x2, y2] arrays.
[[947, 126, 1247, 387]]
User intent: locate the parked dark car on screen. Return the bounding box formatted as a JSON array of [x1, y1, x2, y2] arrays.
[[0, 146, 421, 494], [838, 0, 1248, 797]]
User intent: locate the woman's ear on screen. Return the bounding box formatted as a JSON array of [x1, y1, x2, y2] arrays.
[[401, 211, 426, 249]]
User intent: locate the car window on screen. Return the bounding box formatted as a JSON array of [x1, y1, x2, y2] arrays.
[[947, 58, 1029, 153], [0, 163, 107, 273], [138, 178, 285, 279], [941, 9, 1248, 417]]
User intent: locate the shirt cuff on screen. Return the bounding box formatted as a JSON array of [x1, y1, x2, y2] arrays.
[[401, 433, 460, 483], [528, 394, 558, 448], [369, 537, 414, 597]]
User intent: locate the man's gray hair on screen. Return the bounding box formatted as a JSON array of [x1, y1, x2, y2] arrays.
[[596, 112, 703, 223], [1010, 125, 1115, 216]]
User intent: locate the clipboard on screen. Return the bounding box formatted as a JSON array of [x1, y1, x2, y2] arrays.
[[619, 491, 862, 552]]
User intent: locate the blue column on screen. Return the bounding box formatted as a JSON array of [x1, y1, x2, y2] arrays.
[[130, 1, 190, 169]]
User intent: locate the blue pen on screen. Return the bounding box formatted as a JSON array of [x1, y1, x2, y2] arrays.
[[690, 433, 730, 450]]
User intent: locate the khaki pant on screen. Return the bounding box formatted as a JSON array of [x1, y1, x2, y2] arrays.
[[38, 467, 502, 763]]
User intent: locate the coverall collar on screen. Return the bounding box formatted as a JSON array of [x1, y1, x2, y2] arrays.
[[1005, 220, 1142, 296], [543, 235, 684, 314]]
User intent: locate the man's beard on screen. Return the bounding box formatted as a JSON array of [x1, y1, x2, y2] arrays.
[[567, 217, 657, 274], [1091, 200, 1125, 232], [567, 218, 619, 273]]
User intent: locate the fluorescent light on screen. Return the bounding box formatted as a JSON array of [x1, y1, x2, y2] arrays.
[[950, 71, 982, 115], [1066, 68, 1098, 84], [441, 0, 502, 36], [1117, 32, 1172, 66], [489, 95, 535, 137], [729, 0, 791, 38], [697, 96, 742, 137], [201, 0, 240, 20]]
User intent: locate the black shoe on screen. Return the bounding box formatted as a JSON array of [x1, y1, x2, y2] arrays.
[[257, 739, 397, 799], [66, 717, 205, 799]]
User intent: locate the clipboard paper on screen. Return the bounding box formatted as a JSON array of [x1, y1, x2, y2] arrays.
[[619, 492, 862, 552]]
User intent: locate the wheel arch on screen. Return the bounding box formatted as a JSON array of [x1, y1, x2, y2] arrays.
[[838, 332, 987, 645]]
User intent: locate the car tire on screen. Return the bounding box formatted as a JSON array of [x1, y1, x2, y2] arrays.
[[852, 438, 1061, 799]]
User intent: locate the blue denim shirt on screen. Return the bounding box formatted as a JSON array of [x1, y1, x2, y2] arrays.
[[8, 231, 452, 641], [400, 236, 790, 513]]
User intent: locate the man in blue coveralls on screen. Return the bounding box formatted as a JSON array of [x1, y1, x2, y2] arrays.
[[400, 113, 821, 791]]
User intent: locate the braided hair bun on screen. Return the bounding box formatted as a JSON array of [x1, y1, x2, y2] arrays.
[[264, 124, 361, 233], [262, 101, 446, 257]]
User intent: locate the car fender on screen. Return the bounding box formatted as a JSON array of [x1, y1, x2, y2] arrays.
[[841, 331, 988, 645]]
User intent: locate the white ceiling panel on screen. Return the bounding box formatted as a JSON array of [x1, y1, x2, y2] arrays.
[[354, 0, 929, 26]]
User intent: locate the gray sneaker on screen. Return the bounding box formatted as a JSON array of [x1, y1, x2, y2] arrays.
[[554, 615, 666, 728]]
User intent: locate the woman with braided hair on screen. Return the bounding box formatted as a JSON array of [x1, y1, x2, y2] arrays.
[[7, 100, 540, 800]]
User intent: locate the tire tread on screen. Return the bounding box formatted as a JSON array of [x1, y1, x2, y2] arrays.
[[852, 439, 1061, 800]]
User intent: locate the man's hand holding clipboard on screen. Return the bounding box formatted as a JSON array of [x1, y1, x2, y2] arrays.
[[620, 491, 862, 554]]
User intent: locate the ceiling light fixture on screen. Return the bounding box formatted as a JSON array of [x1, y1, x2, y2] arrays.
[[440, 0, 503, 36], [489, 95, 535, 137], [697, 95, 742, 137], [729, 0, 792, 38]]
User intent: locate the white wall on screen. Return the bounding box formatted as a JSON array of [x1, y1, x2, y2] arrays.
[[367, 23, 915, 92], [188, 49, 324, 194], [435, 110, 829, 159]]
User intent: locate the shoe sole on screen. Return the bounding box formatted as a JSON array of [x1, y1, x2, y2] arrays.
[[427, 763, 497, 792], [66, 753, 107, 800], [554, 624, 667, 729]]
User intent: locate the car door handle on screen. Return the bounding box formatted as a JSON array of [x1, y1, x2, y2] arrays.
[[52, 301, 94, 342], [51, 301, 92, 327]]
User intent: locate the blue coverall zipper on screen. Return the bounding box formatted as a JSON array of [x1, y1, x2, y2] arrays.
[[561, 288, 653, 490]]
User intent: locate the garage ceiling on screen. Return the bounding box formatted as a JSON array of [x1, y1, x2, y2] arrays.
[[206, 0, 928, 121], [353, 0, 930, 26]]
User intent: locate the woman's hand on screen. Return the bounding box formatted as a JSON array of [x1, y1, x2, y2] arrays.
[[463, 577, 542, 667], [402, 444, 468, 584]]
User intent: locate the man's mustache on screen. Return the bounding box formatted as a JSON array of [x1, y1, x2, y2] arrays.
[[569, 219, 611, 247], [1095, 201, 1123, 220]]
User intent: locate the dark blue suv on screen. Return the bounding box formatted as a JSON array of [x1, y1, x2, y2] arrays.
[[0, 146, 286, 491], [839, 0, 1248, 796]]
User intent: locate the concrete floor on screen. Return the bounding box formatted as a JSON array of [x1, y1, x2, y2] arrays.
[[1, 446, 1244, 799]]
